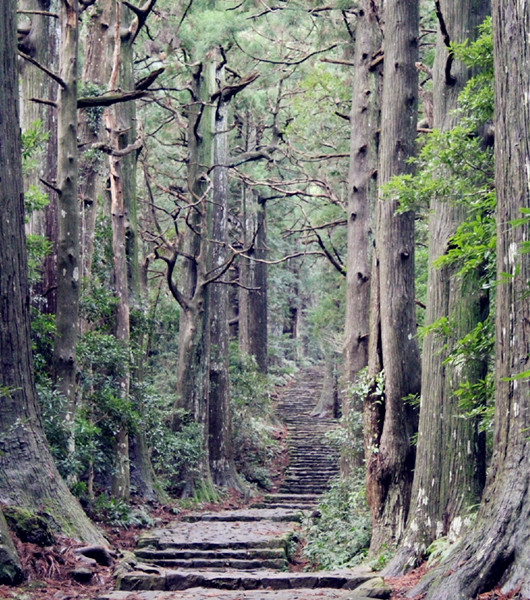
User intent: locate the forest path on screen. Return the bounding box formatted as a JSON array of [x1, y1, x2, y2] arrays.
[[99, 366, 387, 599]]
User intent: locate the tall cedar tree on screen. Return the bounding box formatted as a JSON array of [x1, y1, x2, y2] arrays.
[[419, 2, 530, 597], [0, 0, 104, 545], [365, 0, 421, 554], [342, 0, 382, 472], [385, 0, 490, 574]]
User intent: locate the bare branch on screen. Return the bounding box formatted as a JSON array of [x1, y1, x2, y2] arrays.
[[29, 97, 57, 108], [434, 0, 456, 85], [17, 10, 58, 17], [40, 178, 61, 195], [18, 50, 66, 88]]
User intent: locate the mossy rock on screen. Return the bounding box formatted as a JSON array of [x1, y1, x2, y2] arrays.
[[3, 506, 55, 547]]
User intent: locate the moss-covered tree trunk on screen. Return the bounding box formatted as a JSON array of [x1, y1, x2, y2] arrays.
[[365, 0, 421, 555], [0, 0, 104, 545], [421, 2, 530, 597], [386, 0, 490, 574]]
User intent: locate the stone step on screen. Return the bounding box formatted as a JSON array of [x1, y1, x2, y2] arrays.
[[181, 508, 305, 523], [100, 589, 358, 599], [136, 547, 286, 561], [117, 566, 375, 592], [136, 558, 288, 570], [136, 521, 295, 552]]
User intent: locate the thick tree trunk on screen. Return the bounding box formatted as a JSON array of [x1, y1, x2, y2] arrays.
[[53, 0, 80, 459], [173, 59, 215, 497], [208, 59, 241, 489], [420, 3, 530, 598], [342, 0, 382, 473], [385, 0, 491, 575], [365, 0, 421, 555], [0, 0, 104, 545]]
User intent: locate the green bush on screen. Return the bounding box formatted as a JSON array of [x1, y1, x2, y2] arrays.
[[229, 344, 280, 489], [302, 472, 371, 570]]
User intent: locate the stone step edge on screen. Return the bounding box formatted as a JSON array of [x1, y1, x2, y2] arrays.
[[117, 566, 375, 592]]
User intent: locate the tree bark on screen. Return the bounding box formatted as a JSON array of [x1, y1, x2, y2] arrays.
[[420, 2, 530, 597], [172, 58, 215, 497], [386, 0, 490, 574], [18, 0, 58, 315], [342, 0, 382, 473], [365, 0, 421, 555], [53, 0, 80, 459], [208, 54, 241, 489], [0, 0, 104, 545]]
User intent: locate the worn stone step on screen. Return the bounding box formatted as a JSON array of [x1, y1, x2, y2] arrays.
[[137, 521, 296, 552], [136, 558, 288, 570], [181, 508, 305, 523], [117, 566, 375, 592], [100, 589, 357, 600], [136, 547, 286, 561]]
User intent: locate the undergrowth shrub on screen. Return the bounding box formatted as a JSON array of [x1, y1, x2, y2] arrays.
[[229, 344, 280, 490], [302, 471, 371, 569]]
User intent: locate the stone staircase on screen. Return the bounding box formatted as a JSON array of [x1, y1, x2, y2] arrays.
[[99, 366, 389, 599], [259, 365, 340, 510]]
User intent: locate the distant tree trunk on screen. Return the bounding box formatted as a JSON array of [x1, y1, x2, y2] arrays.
[[106, 1, 131, 500], [119, 8, 160, 503], [208, 56, 241, 489], [365, 0, 421, 555], [78, 1, 114, 291], [342, 0, 382, 473], [54, 0, 81, 464], [18, 0, 58, 315], [0, 0, 104, 544], [239, 190, 268, 373], [386, 0, 490, 575], [422, 3, 530, 598]]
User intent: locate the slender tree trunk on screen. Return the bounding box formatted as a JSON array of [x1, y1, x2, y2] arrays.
[[420, 3, 530, 597], [119, 8, 160, 502], [386, 0, 490, 574], [239, 191, 268, 373], [0, 0, 104, 544], [365, 0, 421, 554], [79, 1, 114, 291], [18, 0, 58, 315], [105, 0, 131, 501], [54, 0, 81, 469], [342, 0, 382, 473]]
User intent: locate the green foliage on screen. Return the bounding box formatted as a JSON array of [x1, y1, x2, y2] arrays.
[[229, 344, 279, 489], [302, 472, 371, 569], [143, 399, 204, 495], [21, 119, 49, 164], [79, 82, 106, 134]]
